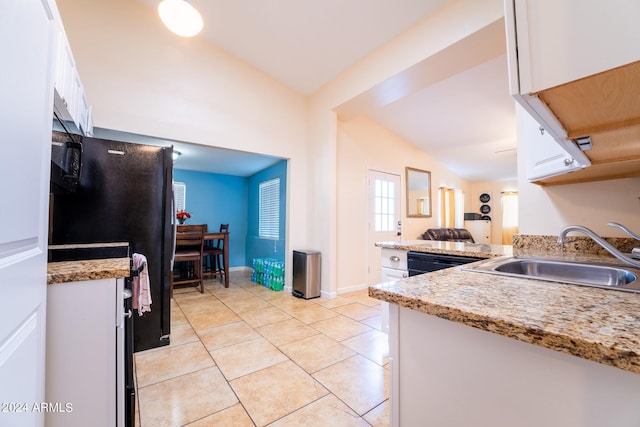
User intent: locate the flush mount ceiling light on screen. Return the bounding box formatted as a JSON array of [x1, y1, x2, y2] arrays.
[[172, 150, 182, 162], [158, 0, 203, 37]]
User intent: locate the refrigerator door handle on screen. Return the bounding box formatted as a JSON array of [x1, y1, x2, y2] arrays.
[[170, 183, 177, 271]]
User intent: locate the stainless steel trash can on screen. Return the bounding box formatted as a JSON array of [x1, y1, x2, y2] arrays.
[[292, 250, 321, 299]]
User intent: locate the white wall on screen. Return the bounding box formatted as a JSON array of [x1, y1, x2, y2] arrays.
[[516, 104, 640, 237], [337, 117, 471, 291], [310, 0, 505, 295], [56, 0, 310, 284], [469, 180, 518, 244]]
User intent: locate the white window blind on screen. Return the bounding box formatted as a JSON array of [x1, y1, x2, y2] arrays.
[[174, 182, 186, 211], [259, 178, 280, 239]]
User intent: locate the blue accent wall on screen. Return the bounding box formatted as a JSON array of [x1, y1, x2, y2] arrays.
[[173, 169, 248, 268], [174, 160, 287, 270], [247, 160, 287, 264]]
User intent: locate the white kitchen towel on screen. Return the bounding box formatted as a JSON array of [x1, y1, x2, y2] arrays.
[[132, 253, 152, 316]]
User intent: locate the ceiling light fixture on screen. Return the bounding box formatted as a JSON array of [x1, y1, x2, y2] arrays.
[[172, 150, 182, 162], [158, 0, 203, 37]]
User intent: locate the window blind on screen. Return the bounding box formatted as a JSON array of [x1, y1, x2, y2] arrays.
[[259, 178, 280, 239], [174, 182, 186, 211]]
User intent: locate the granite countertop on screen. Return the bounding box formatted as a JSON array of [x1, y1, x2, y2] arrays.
[[47, 258, 131, 284], [376, 239, 513, 259], [370, 235, 640, 374]]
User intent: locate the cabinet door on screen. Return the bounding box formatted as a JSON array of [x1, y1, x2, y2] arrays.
[[517, 105, 586, 182], [0, 0, 55, 425], [512, 0, 640, 94], [46, 279, 117, 427]]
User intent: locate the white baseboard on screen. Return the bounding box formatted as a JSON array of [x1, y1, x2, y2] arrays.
[[230, 266, 252, 273], [337, 283, 370, 294]]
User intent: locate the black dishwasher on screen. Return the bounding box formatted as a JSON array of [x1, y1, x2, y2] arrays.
[[407, 251, 485, 276]]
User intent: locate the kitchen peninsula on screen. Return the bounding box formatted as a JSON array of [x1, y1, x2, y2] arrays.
[[371, 237, 640, 427]]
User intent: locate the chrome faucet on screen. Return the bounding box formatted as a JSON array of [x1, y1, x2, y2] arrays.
[[557, 224, 640, 268]]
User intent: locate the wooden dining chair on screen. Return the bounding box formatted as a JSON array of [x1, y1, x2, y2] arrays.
[[203, 224, 229, 282], [171, 224, 206, 297]]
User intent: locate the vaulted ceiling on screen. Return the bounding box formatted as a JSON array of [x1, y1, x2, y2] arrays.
[[133, 0, 516, 181]]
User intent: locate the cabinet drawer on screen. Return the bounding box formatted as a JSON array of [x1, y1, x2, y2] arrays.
[[381, 249, 407, 270]]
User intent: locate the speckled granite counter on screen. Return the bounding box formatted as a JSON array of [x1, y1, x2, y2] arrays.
[[375, 239, 513, 258], [47, 258, 130, 284], [370, 235, 640, 374]]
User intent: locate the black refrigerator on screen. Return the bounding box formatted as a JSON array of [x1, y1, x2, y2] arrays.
[[51, 135, 174, 353]]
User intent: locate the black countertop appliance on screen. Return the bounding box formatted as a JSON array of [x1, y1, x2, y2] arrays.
[[50, 135, 174, 353]]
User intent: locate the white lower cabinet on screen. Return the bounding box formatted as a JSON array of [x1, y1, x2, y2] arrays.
[[380, 249, 407, 334], [46, 278, 125, 427], [389, 304, 640, 427]]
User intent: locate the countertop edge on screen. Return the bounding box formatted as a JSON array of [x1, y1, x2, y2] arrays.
[[369, 280, 640, 375], [375, 240, 512, 259], [47, 258, 131, 284]]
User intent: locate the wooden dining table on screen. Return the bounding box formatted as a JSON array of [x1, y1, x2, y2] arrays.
[[176, 226, 230, 288]]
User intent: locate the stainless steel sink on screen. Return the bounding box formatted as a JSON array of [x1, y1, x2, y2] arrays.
[[463, 256, 640, 293]]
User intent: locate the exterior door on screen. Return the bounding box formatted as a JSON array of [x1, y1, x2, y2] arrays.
[[367, 170, 401, 285], [0, 1, 55, 426]]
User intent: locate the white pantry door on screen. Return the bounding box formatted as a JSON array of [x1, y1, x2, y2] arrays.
[[0, 0, 55, 426], [367, 170, 401, 285]]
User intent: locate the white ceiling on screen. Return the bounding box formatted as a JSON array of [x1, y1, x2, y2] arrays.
[[134, 0, 517, 181]]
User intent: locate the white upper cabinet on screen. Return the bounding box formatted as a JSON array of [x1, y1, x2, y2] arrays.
[[51, 9, 93, 136], [511, 0, 640, 95], [505, 0, 640, 184], [518, 105, 583, 182]]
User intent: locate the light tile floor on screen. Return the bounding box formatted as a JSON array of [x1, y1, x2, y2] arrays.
[[134, 271, 390, 427]]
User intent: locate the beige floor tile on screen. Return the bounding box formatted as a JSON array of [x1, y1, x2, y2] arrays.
[[340, 290, 369, 298], [280, 334, 355, 374], [311, 315, 372, 342], [313, 355, 388, 416], [230, 360, 329, 426], [285, 304, 340, 324], [134, 341, 215, 387], [245, 286, 290, 301], [363, 400, 391, 427], [361, 314, 383, 331], [313, 296, 357, 309], [342, 329, 390, 366], [270, 394, 369, 427], [210, 337, 288, 380], [256, 318, 320, 347], [137, 366, 237, 427], [333, 302, 381, 321], [171, 305, 189, 326], [173, 289, 213, 304], [185, 404, 254, 427], [208, 286, 255, 302], [197, 321, 261, 351], [268, 295, 315, 310], [222, 296, 272, 313], [182, 304, 242, 331], [169, 323, 200, 347], [344, 292, 382, 307], [176, 295, 226, 315], [238, 306, 291, 328]]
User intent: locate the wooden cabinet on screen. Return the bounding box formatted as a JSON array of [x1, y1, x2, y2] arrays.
[[505, 0, 640, 184], [46, 278, 125, 427]]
